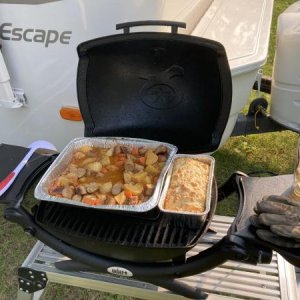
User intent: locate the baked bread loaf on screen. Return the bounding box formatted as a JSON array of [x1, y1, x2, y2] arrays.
[[164, 157, 210, 213]]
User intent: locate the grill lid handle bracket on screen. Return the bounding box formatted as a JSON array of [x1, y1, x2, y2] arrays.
[[116, 20, 186, 34]]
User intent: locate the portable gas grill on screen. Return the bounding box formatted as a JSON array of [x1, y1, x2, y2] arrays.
[[1, 21, 300, 299]]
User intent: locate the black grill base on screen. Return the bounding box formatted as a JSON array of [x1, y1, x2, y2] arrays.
[[35, 182, 217, 262]]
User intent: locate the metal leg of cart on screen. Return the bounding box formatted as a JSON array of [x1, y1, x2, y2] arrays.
[[17, 289, 44, 300], [17, 215, 299, 300], [297, 268, 300, 292]]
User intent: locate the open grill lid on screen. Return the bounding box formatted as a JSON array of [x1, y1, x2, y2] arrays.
[[77, 21, 232, 153]]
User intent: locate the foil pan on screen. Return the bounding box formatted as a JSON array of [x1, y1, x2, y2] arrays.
[[158, 154, 215, 220], [34, 137, 177, 212]]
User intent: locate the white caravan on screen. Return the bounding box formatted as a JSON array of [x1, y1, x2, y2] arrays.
[[0, 0, 275, 150]]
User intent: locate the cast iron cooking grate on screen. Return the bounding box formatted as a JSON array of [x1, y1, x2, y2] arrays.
[[35, 202, 202, 249]]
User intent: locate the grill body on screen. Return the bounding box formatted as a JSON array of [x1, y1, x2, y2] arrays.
[[35, 180, 217, 262]]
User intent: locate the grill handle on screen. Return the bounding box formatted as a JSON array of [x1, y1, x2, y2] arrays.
[[116, 20, 186, 34]]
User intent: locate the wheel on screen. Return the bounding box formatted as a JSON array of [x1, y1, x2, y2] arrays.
[[247, 97, 268, 117]]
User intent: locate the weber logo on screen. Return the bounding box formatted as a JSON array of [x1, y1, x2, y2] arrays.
[[107, 267, 133, 277], [0, 23, 72, 47]]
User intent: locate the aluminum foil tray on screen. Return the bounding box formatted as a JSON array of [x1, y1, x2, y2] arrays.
[[158, 154, 215, 219], [34, 137, 177, 212]]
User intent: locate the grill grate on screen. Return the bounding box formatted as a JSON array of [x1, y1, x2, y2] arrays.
[[36, 202, 201, 249], [34, 181, 216, 262], [36, 202, 204, 248]]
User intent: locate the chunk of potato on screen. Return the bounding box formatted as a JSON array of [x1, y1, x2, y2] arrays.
[[123, 172, 132, 184], [132, 172, 151, 184], [86, 162, 102, 172], [73, 151, 86, 160], [123, 183, 144, 196], [105, 147, 114, 157], [79, 146, 94, 153], [86, 182, 99, 193], [145, 165, 160, 175], [145, 150, 158, 165], [100, 155, 110, 166], [66, 173, 78, 184], [144, 184, 155, 196], [99, 182, 113, 194], [131, 171, 147, 183], [114, 191, 126, 205], [82, 157, 97, 165]]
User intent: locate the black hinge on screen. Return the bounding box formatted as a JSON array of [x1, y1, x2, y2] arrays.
[[18, 267, 48, 294]]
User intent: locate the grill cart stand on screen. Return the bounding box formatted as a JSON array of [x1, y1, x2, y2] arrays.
[[17, 215, 298, 300]]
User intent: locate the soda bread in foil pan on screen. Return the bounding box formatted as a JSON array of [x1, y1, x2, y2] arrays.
[[159, 154, 214, 216]]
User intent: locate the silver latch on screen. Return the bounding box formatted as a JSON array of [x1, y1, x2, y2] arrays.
[[0, 88, 27, 108], [13, 88, 27, 106]]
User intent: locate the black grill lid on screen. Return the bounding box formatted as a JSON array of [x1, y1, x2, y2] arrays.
[[77, 21, 232, 153]]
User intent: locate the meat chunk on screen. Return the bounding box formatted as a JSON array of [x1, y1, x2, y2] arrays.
[[86, 182, 99, 193], [133, 163, 144, 172], [95, 193, 107, 204], [49, 185, 63, 195], [144, 184, 155, 196], [124, 159, 135, 172], [138, 146, 148, 155], [62, 187, 75, 199], [112, 182, 123, 195], [158, 155, 167, 162], [72, 194, 82, 201], [73, 151, 85, 160], [114, 145, 122, 155], [120, 145, 131, 154], [106, 195, 117, 205], [123, 172, 132, 184], [75, 185, 87, 195], [69, 165, 86, 178], [155, 145, 167, 155], [127, 196, 139, 205], [76, 167, 86, 178]]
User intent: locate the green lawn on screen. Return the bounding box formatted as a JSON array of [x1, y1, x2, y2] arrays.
[[0, 1, 299, 299]]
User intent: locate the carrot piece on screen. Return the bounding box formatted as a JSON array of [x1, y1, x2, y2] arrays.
[[116, 153, 126, 160], [137, 157, 145, 165], [101, 167, 108, 173], [82, 198, 91, 204], [115, 160, 125, 167], [131, 147, 139, 156], [83, 197, 102, 205], [124, 190, 133, 198], [94, 199, 102, 205]]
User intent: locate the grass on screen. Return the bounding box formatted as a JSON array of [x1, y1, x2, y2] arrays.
[[0, 0, 299, 299]]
